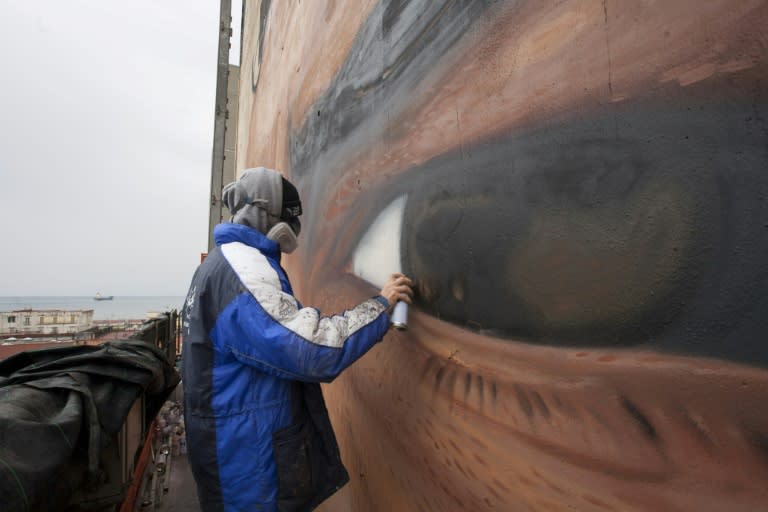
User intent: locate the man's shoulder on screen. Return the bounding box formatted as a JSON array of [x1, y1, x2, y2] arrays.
[[220, 241, 283, 292]]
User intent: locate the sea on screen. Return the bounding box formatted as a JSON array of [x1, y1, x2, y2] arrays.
[[0, 296, 186, 321]]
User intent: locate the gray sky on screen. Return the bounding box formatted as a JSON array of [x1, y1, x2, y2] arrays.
[[0, 0, 241, 296]]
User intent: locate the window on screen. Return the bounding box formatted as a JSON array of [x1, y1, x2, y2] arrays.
[[39, 316, 44, 324], [70, 315, 76, 324], [24, 317, 30, 326], [7, 316, 15, 323]]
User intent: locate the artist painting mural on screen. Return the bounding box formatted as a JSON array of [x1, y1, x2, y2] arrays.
[[237, 1, 768, 510]]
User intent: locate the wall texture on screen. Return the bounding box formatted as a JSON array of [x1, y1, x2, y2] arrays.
[[237, 1, 768, 510]]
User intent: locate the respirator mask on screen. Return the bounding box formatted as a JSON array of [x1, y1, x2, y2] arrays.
[[267, 180, 303, 254], [267, 215, 301, 254]]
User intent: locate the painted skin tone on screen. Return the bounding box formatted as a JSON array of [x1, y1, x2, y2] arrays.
[[239, 1, 768, 510]]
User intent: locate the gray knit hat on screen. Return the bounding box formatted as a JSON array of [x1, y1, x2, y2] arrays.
[[222, 167, 284, 234]]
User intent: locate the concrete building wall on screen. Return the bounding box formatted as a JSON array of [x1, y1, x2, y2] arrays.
[[223, 64, 240, 189], [1, 309, 94, 335]]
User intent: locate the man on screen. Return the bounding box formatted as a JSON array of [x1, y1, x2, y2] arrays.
[[181, 167, 413, 512]]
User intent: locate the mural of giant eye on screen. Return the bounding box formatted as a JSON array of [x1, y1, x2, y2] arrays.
[[236, 1, 768, 511]]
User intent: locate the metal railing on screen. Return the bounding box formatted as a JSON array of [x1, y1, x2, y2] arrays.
[[132, 310, 179, 365]]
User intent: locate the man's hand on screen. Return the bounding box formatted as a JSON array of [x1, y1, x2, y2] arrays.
[[380, 273, 414, 308]]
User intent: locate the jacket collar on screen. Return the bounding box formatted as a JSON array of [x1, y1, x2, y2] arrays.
[[214, 223, 281, 259]]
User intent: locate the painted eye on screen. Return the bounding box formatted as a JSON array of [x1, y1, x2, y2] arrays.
[[345, 105, 766, 356], [352, 195, 407, 288], [347, 124, 708, 347]]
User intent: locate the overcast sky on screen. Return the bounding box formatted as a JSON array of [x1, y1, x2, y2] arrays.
[[0, 0, 241, 296]]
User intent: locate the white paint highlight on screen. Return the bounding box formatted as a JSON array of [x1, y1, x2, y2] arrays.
[[352, 195, 407, 288]]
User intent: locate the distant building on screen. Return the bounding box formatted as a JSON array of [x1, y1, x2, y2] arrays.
[[0, 309, 94, 336]]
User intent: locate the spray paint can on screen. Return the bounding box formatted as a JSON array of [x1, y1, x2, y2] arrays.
[[391, 301, 408, 330]]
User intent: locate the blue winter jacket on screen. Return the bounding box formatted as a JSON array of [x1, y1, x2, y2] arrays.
[[181, 223, 391, 511]]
